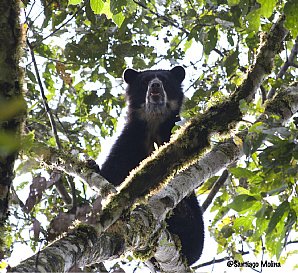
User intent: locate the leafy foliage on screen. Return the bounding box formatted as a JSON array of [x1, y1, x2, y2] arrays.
[[5, 0, 298, 272]]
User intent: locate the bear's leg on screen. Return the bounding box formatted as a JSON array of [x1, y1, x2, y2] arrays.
[[166, 193, 204, 265]]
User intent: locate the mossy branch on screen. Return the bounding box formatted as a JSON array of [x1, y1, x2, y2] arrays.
[[96, 15, 289, 233], [32, 143, 115, 197], [148, 83, 298, 228], [10, 82, 298, 272]]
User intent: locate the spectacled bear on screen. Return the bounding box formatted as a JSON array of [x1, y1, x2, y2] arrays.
[[100, 66, 204, 265]]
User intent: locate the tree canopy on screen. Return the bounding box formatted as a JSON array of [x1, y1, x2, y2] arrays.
[[1, 0, 298, 272]]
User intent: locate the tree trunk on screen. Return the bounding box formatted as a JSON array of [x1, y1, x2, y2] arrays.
[[0, 0, 25, 259]]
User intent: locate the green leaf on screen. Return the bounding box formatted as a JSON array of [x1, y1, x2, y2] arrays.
[[101, 0, 113, 18], [233, 216, 254, 230], [112, 12, 125, 27], [248, 121, 265, 133], [197, 176, 219, 194], [68, 0, 82, 5], [27, 69, 37, 84], [221, 225, 234, 238], [253, 216, 269, 240], [184, 39, 193, 52], [246, 9, 261, 33], [257, 0, 278, 18], [0, 261, 8, 270], [91, 0, 124, 27], [267, 201, 290, 234], [227, 0, 240, 6], [21, 131, 35, 152], [110, 0, 127, 14], [284, 209, 296, 239], [187, 9, 197, 17], [90, 0, 104, 14], [284, 0, 298, 38], [224, 50, 239, 77], [229, 167, 254, 179], [228, 194, 257, 212], [205, 27, 217, 55]]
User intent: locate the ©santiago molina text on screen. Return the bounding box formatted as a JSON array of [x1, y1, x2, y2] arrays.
[[227, 260, 281, 269]]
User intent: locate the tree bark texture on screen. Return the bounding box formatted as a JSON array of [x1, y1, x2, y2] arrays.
[[149, 84, 298, 226], [10, 83, 298, 273], [96, 15, 289, 234], [0, 0, 25, 259]]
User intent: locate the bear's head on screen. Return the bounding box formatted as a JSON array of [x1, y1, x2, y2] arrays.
[[123, 66, 185, 120]]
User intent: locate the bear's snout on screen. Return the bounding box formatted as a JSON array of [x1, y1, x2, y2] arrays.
[[147, 78, 165, 104]]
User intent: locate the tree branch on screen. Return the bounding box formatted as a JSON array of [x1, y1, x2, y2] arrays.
[[27, 39, 62, 149], [33, 143, 115, 197], [201, 169, 229, 213], [0, 0, 25, 223], [144, 83, 298, 271], [10, 82, 298, 272], [96, 15, 289, 234], [132, 0, 190, 34], [28, 15, 289, 238], [192, 251, 249, 269], [27, 3, 85, 46], [26, 39, 76, 208], [267, 35, 298, 99]]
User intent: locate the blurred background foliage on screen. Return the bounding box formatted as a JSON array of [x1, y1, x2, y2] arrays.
[[4, 0, 298, 271]]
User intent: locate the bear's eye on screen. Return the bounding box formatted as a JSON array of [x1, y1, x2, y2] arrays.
[[157, 76, 167, 84], [141, 77, 150, 86]]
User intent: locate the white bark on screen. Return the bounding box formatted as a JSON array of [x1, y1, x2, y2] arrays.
[[150, 84, 298, 222], [10, 16, 295, 273], [10, 83, 298, 273], [96, 16, 289, 235], [36, 146, 115, 197]]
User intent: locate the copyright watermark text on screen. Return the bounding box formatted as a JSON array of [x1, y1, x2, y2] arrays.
[[227, 260, 281, 269]]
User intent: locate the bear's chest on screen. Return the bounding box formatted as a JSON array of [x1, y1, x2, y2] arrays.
[[144, 118, 165, 155]]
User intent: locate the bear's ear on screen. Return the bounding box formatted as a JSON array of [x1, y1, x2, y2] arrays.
[[123, 68, 140, 84], [170, 66, 185, 83]]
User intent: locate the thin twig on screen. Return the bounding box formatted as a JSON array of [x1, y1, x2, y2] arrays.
[[201, 169, 229, 213], [24, 0, 36, 25], [27, 39, 62, 149], [267, 35, 298, 99], [27, 40, 76, 206], [192, 251, 249, 269], [27, 0, 56, 28], [132, 0, 190, 34], [260, 85, 267, 104], [260, 238, 264, 273], [55, 179, 72, 205], [32, 4, 85, 47], [69, 176, 77, 210]]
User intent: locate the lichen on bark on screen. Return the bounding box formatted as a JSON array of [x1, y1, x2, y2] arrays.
[[0, 0, 26, 259]]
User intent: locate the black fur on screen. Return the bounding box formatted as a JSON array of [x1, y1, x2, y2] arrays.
[[100, 66, 204, 265]]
